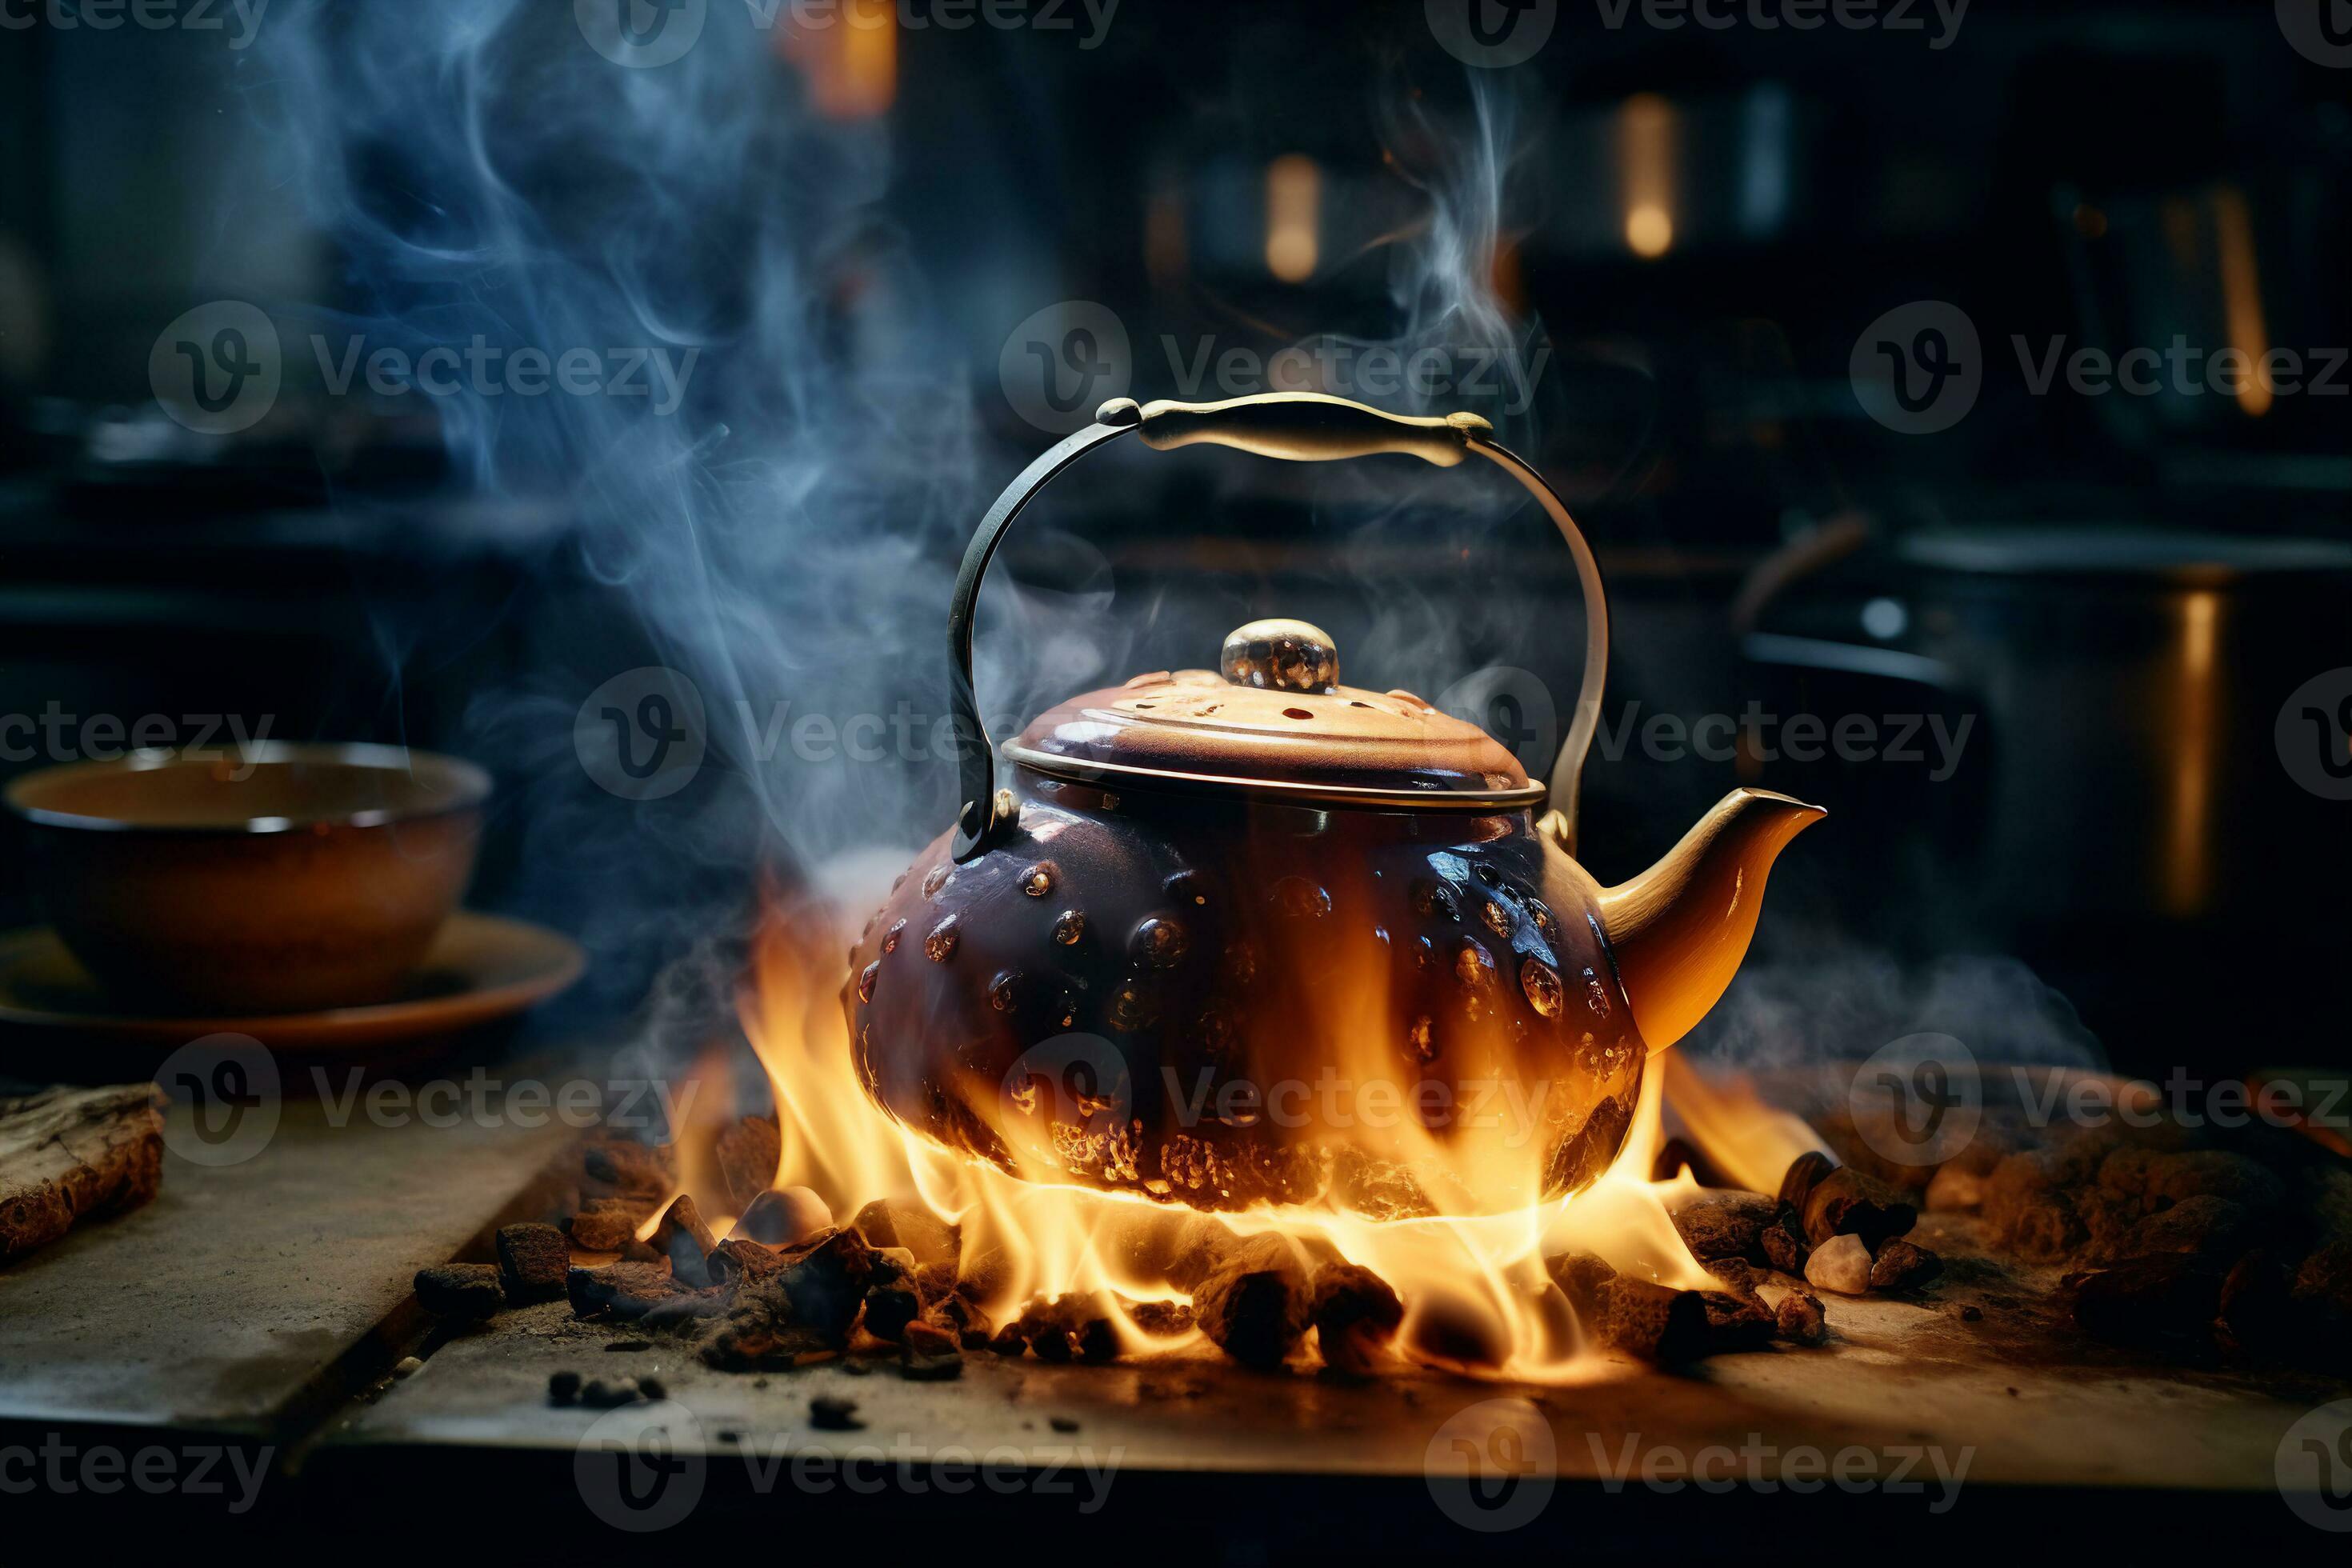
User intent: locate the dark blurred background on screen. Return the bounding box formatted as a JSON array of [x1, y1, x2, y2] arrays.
[[0, 0, 2346, 1072]]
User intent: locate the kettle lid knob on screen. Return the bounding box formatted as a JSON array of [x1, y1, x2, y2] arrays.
[[1220, 618, 1338, 694]]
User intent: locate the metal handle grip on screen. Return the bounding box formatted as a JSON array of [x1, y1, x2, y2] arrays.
[[950, 392, 1610, 862]]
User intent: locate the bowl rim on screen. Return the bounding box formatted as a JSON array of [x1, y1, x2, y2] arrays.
[[3, 742, 494, 835]]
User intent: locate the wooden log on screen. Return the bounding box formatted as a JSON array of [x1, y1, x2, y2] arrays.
[[0, 1085, 166, 1264]]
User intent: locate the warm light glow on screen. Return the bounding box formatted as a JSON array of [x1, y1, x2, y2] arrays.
[[1625, 205, 1674, 260], [1265, 155, 1321, 283], [1618, 93, 1677, 260], [1146, 186, 1188, 286], [782, 0, 898, 122], [2162, 590, 2220, 917], [736, 891, 1715, 1381], [2210, 186, 2273, 418]]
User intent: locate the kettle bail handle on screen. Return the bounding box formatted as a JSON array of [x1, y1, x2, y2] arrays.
[[949, 391, 1610, 862]]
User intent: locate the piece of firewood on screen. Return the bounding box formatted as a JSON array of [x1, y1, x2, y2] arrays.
[[0, 1084, 166, 1264]]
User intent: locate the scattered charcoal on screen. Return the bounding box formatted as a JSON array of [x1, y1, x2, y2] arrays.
[[1804, 1234, 1874, 1297], [653, 1195, 720, 1288], [638, 1375, 668, 1401], [2072, 1253, 2228, 1358], [1870, 1239, 1943, 1293], [1801, 1167, 1918, 1252], [1594, 1278, 1714, 1363], [987, 1325, 1029, 1357], [1310, 1262, 1404, 1377], [567, 1197, 650, 1254], [900, 1319, 965, 1380], [495, 1223, 570, 1304], [1032, 1325, 1076, 1362], [1014, 1292, 1122, 1365], [1778, 1151, 1836, 1211], [713, 1114, 782, 1212], [852, 1198, 961, 1269], [1050, 1416, 1081, 1434], [1670, 1191, 1777, 1263], [862, 1252, 922, 1343], [414, 1263, 505, 1318], [734, 1187, 831, 1247], [1760, 1206, 1809, 1275], [1407, 1286, 1511, 1374], [606, 1340, 654, 1353], [1190, 1237, 1310, 1370], [1126, 1299, 1194, 1338], [582, 1133, 676, 1199], [580, 1378, 642, 1410], [810, 1396, 863, 1430], [1960, 1305, 1983, 1322], [549, 1370, 582, 1406], [568, 1262, 690, 1322], [707, 1237, 784, 1286], [1926, 1164, 1986, 1213], [924, 1292, 994, 1350], [1776, 1291, 1828, 1346]]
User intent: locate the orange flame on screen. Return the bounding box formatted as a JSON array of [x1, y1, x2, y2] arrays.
[[738, 887, 1715, 1382]]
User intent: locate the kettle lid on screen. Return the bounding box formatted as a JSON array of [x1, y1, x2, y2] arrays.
[[1007, 619, 1544, 810]]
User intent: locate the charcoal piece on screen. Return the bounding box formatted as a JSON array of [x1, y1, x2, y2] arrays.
[[987, 1324, 1030, 1357], [1125, 1298, 1194, 1338], [1670, 1191, 1777, 1263], [810, 1396, 863, 1430], [1310, 1262, 1404, 1376], [580, 1378, 642, 1409], [496, 1223, 570, 1304], [851, 1198, 961, 1269], [414, 1263, 504, 1318], [713, 1114, 782, 1212], [700, 1279, 835, 1370], [1869, 1239, 1942, 1292], [1760, 1206, 1809, 1274], [900, 1319, 965, 1380], [1697, 1290, 1777, 1353], [2072, 1253, 2228, 1358], [1702, 1258, 1768, 1301], [568, 1262, 690, 1322], [1594, 1278, 1714, 1363], [566, 1198, 646, 1254], [1075, 1317, 1120, 1364], [2095, 1194, 2250, 1265], [2101, 1148, 2285, 1214], [1776, 1291, 1827, 1346], [862, 1253, 922, 1343], [1190, 1238, 1310, 1369], [0, 1084, 166, 1264], [653, 1195, 720, 1288], [924, 1292, 994, 1350], [549, 1370, 582, 1406], [1544, 1250, 1618, 1317], [639, 1289, 730, 1330], [707, 1238, 784, 1285], [770, 1227, 885, 1344], [1778, 1151, 1836, 1210], [1801, 1167, 1918, 1251], [1030, 1325, 1075, 1362]]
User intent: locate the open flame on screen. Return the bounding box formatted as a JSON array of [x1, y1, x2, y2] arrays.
[[734, 890, 1730, 1382]]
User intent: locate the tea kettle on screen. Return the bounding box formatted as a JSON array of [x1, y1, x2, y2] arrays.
[[846, 393, 1821, 1215]]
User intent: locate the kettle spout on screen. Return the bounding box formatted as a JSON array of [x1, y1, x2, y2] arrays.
[[1596, 789, 1825, 1054]]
